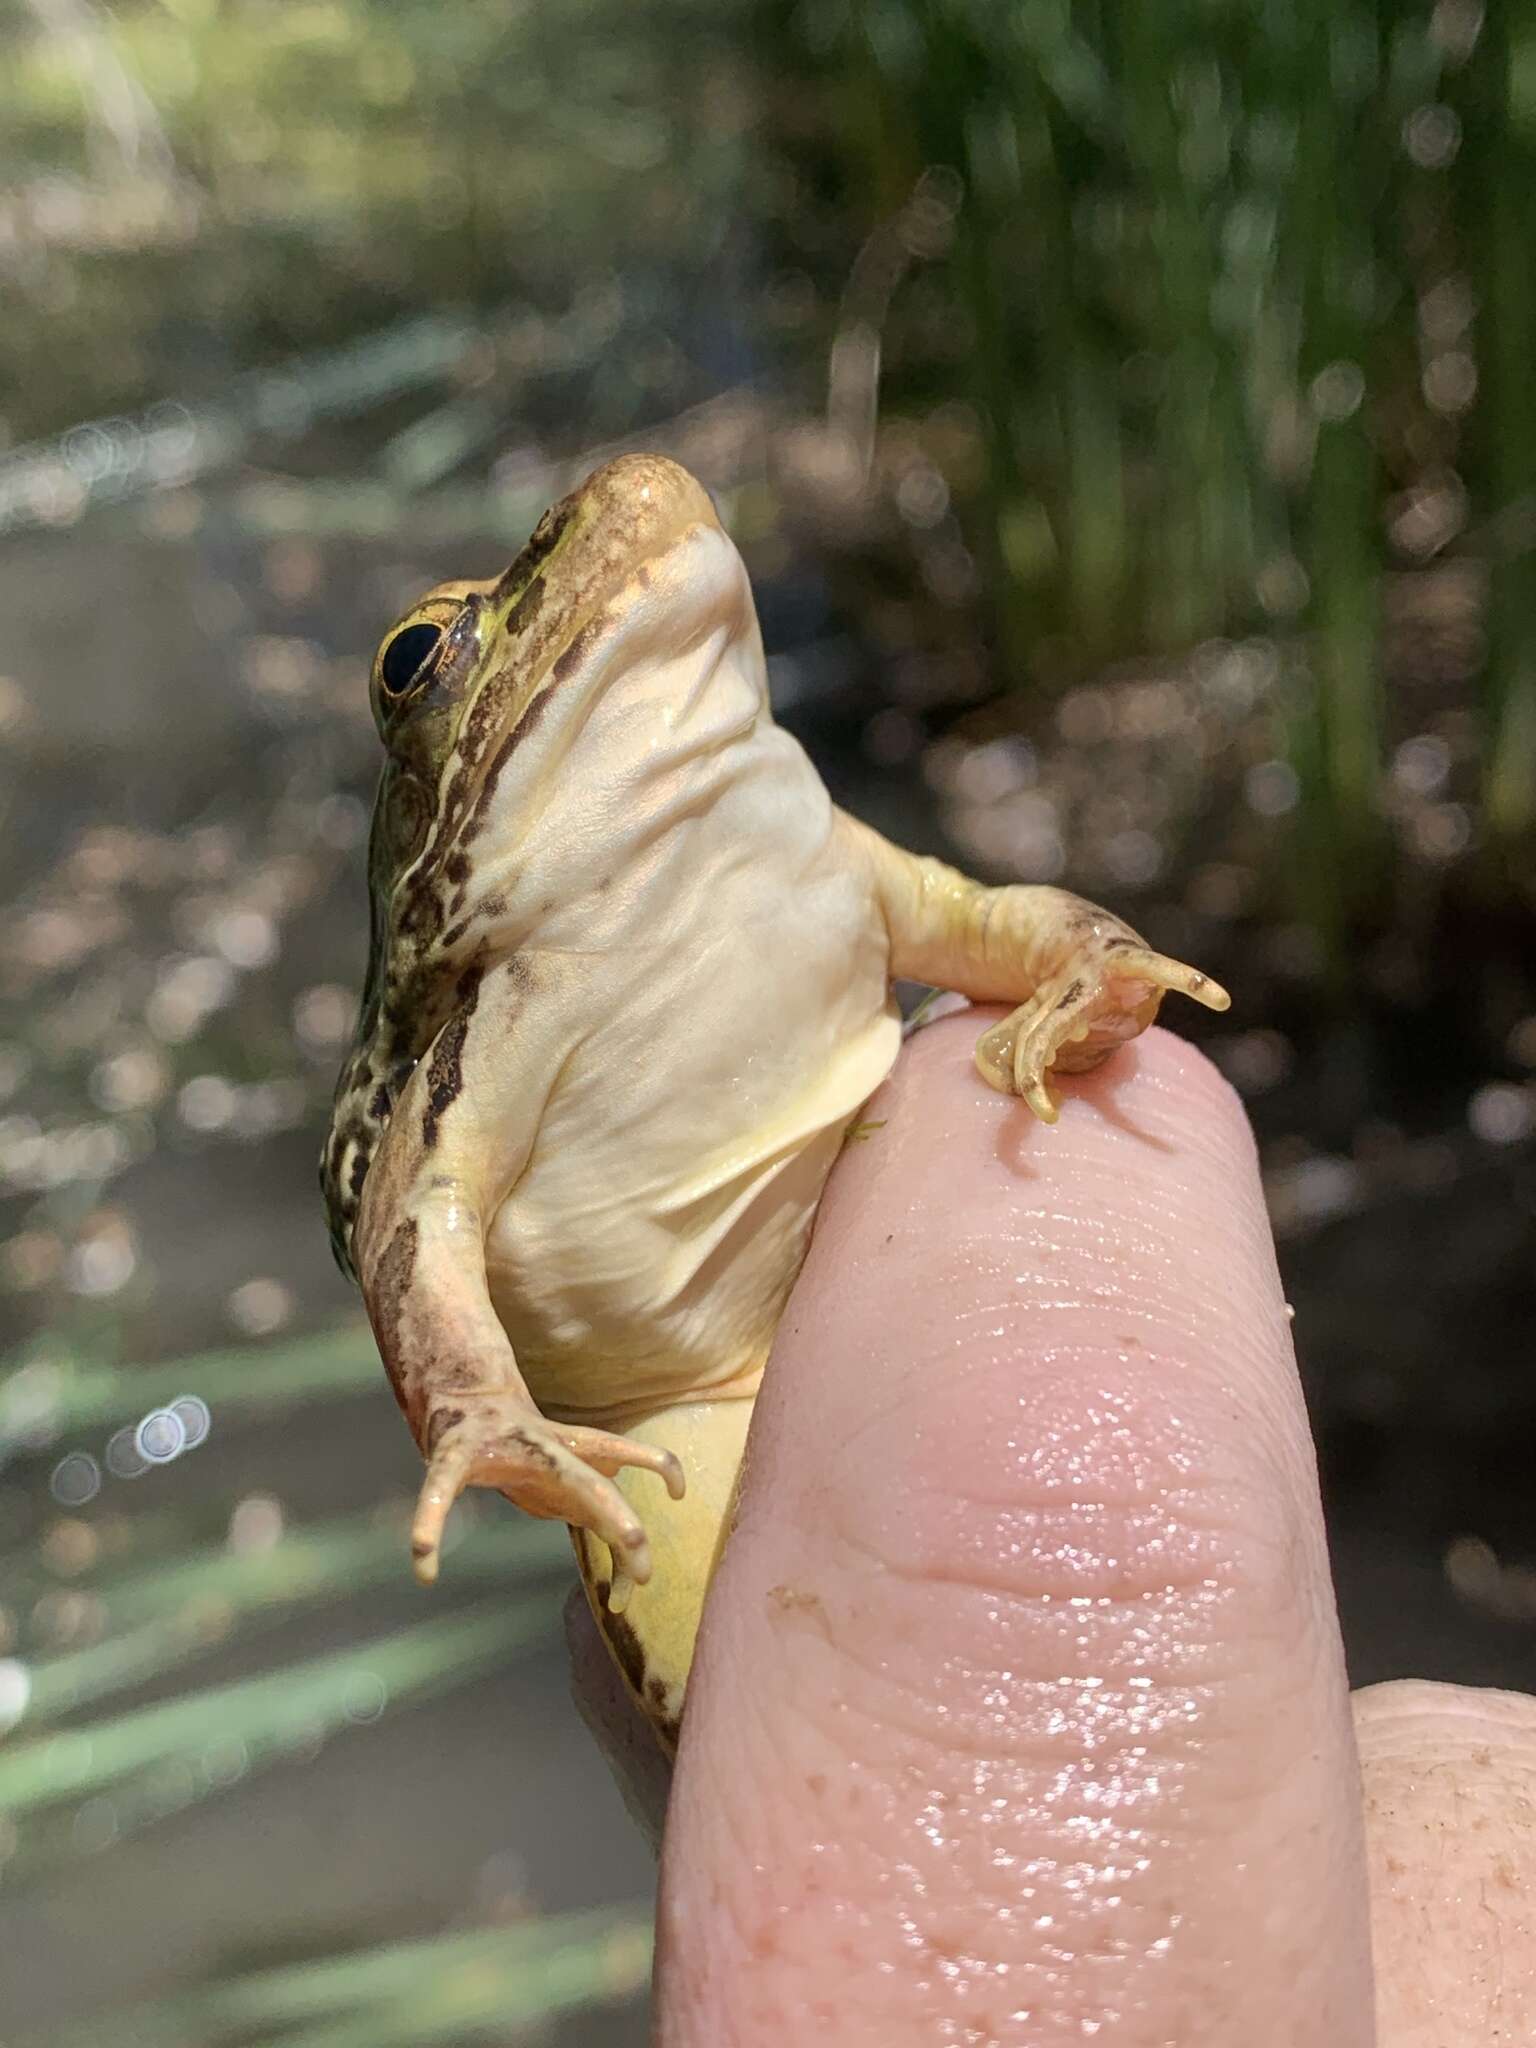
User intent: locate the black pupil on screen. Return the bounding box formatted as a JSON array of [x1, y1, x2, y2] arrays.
[[380, 622, 442, 695]]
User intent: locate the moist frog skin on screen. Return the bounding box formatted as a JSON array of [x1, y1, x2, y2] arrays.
[[320, 453, 1229, 1751]]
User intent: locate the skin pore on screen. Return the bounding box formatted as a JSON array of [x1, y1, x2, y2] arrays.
[[570, 1015, 1536, 2046]]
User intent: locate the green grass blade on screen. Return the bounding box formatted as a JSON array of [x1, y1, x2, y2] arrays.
[[0, 1604, 551, 1818], [28, 1912, 653, 2048], [17, 1513, 571, 1725], [0, 1325, 378, 1459]]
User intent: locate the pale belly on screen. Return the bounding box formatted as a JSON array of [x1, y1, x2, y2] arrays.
[[483, 916, 901, 1423]]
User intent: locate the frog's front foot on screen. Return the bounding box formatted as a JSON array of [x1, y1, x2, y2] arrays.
[[411, 1393, 686, 1590], [975, 943, 1230, 1121]]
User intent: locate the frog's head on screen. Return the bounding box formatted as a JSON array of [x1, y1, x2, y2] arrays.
[[371, 453, 732, 812], [323, 454, 759, 1272], [364, 449, 753, 981]]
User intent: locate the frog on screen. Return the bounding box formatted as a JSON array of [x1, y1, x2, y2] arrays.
[[320, 452, 1230, 1753]]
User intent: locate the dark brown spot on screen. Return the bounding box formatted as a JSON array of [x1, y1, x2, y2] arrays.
[[369, 1085, 392, 1122], [1055, 978, 1085, 1011], [507, 1426, 558, 1474], [419, 972, 482, 1150], [496, 497, 576, 597], [425, 1402, 465, 1452], [348, 1148, 370, 1201], [457, 685, 498, 760], [602, 1606, 649, 1697], [551, 617, 603, 684], [366, 1219, 419, 1382], [463, 732, 518, 832], [444, 851, 470, 887], [421, 1029, 466, 1147], [509, 680, 559, 747], [503, 573, 547, 636], [654, 1711, 682, 1753], [503, 953, 536, 1000], [453, 687, 556, 852], [396, 888, 433, 937]]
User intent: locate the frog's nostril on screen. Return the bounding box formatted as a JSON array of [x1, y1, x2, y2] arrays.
[[379, 622, 443, 696]]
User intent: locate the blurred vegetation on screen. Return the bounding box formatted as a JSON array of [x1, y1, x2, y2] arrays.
[[0, 0, 749, 433], [5, 0, 1524, 957], [2, 0, 1535, 2039], [1, 1328, 658, 2040], [33, 1907, 652, 2046], [772, 0, 1534, 943]]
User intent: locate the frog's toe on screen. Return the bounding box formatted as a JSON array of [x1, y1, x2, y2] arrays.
[[410, 1397, 687, 1589], [974, 941, 1230, 1120], [411, 1430, 482, 1584], [972, 1014, 1017, 1095], [973, 1002, 1069, 1120], [564, 1426, 686, 1503], [1104, 945, 1232, 1014]]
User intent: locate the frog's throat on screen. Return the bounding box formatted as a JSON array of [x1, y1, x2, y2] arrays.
[[388, 517, 766, 984]]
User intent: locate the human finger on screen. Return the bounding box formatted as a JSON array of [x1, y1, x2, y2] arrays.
[[656, 1014, 1373, 2045], [1357, 1678, 1536, 2045]]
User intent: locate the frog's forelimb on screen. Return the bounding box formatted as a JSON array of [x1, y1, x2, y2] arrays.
[[351, 955, 684, 1592]]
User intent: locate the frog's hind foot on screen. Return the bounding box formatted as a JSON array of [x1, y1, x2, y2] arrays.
[[411, 1392, 684, 1589], [976, 945, 1230, 1121]]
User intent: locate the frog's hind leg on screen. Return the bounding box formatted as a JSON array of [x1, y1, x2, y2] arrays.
[[571, 1393, 753, 1755]]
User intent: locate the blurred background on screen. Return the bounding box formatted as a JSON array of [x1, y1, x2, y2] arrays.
[[2, 0, 1534, 2038]]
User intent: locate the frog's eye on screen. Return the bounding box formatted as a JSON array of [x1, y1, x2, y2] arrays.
[[379, 621, 443, 697]]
